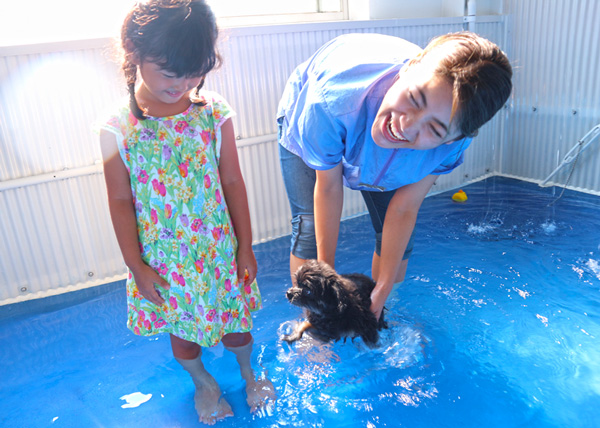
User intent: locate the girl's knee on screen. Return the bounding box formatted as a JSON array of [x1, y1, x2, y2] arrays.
[[222, 332, 252, 348], [170, 334, 201, 358]]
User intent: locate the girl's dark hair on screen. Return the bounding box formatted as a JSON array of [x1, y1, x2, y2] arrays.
[[121, 0, 221, 119], [416, 31, 513, 138]]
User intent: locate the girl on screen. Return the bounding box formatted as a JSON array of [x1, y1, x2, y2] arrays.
[[98, 0, 275, 424]]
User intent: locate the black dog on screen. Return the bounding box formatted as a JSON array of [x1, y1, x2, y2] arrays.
[[283, 260, 387, 348]]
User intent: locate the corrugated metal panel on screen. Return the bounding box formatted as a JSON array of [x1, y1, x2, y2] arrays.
[[0, 16, 507, 303], [0, 173, 126, 303], [502, 0, 600, 192]]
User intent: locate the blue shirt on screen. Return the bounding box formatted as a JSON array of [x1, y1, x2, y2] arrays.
[[277, 33, 472, 192]]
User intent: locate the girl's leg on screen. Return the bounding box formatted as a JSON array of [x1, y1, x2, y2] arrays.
[[222, 332, 276, 413], [171, 334, 233, 425]]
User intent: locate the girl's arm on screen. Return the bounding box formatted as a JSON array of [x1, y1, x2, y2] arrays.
[[370, 174, 438, 319], [314, 164, 344, 268], [99, 130, 170, 305], [218, 119, 257, 286]]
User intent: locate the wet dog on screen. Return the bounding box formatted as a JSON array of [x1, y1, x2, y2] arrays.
[[283, 260, 387, 348]]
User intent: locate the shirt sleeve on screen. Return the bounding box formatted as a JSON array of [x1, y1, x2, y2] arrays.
[[203, 91, 236, 164], [284, 83, 346, 171]]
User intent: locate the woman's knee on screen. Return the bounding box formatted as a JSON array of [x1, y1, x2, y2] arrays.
[[290, 214, 317, 260]]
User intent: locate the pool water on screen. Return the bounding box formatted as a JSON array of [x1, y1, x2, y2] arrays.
[[1, 177, 599, 427]]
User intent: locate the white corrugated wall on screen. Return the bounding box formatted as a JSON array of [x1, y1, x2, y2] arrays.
[[501, 0, 600, 192], [2, 15, 506, 304]]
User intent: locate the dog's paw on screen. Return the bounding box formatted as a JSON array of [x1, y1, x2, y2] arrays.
[[282, 331, 303, 343], [280, 320, 312, 343]]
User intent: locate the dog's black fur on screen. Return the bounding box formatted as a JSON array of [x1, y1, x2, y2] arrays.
[[283, 260, 387, 348]]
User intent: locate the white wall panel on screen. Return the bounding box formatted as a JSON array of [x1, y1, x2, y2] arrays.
[[501, 0, 600, 192]]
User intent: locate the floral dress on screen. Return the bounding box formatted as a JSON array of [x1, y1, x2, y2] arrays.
[[101, 91, 262, 347]]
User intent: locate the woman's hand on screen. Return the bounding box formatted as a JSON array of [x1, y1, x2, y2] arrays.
[[370, 283, 391, 321], [131, 263, 170, 306]]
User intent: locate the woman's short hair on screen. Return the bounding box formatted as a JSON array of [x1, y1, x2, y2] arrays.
[[419, 31, 513, 138]]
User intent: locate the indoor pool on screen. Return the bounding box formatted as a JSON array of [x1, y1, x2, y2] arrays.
[[1, 177, 599, 428]]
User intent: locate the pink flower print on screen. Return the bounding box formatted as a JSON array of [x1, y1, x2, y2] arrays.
[[169, 296, 178, 310], [244, 284, 252, 295], [194, 259, 204, 273], [191, 218, 203, 232], [154, 319, 167, 328], [138, 310, 146, 322], [138, 170, 149, 184], [151, 209, 158, 224], [134, 326, 140, 335], [215, 267, 220, 280], [224, 279, 231, 292], [206, 309, 216, 322], [249, 297, 256, 310], [221, 312, 231, 324], [241, 317, 249, 328], [165, 204, 172, 219], [128, 112, 138, 126], [215, 189, 222, 204], [151, 179, 166, 196], [212, 227, 223, 242], [144, 319, 151, 330], [200, 130, 211, 145], [158, 263, 168, 275], [185, 293, 191, 304], [150, 312, 157, 322], [171, 272, 186, 286], [175, 120, 189, 134], [179, 162, 188, 178], [204, 174, 211, 188]]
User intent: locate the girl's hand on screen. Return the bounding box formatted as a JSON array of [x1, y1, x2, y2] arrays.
[[131, 263, 171, 306], [237, 247, 257, 287]]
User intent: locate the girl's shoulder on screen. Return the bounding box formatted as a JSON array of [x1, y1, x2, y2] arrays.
[[191, 90, 236, 125], [94, 97, 137, 137]]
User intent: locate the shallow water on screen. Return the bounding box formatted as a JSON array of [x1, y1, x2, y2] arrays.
[[1, 177, 599, 427]]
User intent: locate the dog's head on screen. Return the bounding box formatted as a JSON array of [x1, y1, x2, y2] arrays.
[[285, 260, 350, 315]]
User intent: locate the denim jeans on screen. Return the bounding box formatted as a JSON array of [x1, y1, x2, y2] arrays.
[[278, 142, 414, 261]]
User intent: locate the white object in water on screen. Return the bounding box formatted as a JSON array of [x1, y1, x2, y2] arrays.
[[120, 392, 152, 408]]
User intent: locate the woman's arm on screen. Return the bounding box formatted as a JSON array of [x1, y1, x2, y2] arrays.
[[314, 164, 344, 268], [99, 130, 170, 305], [370, 174, 438, 319], [218, 119, 257, 286]]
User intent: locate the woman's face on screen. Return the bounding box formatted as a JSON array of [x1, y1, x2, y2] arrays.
[[371, 54, 462, 150]]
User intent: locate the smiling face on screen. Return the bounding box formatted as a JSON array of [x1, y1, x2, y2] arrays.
[[372, 53, 463, 150]]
